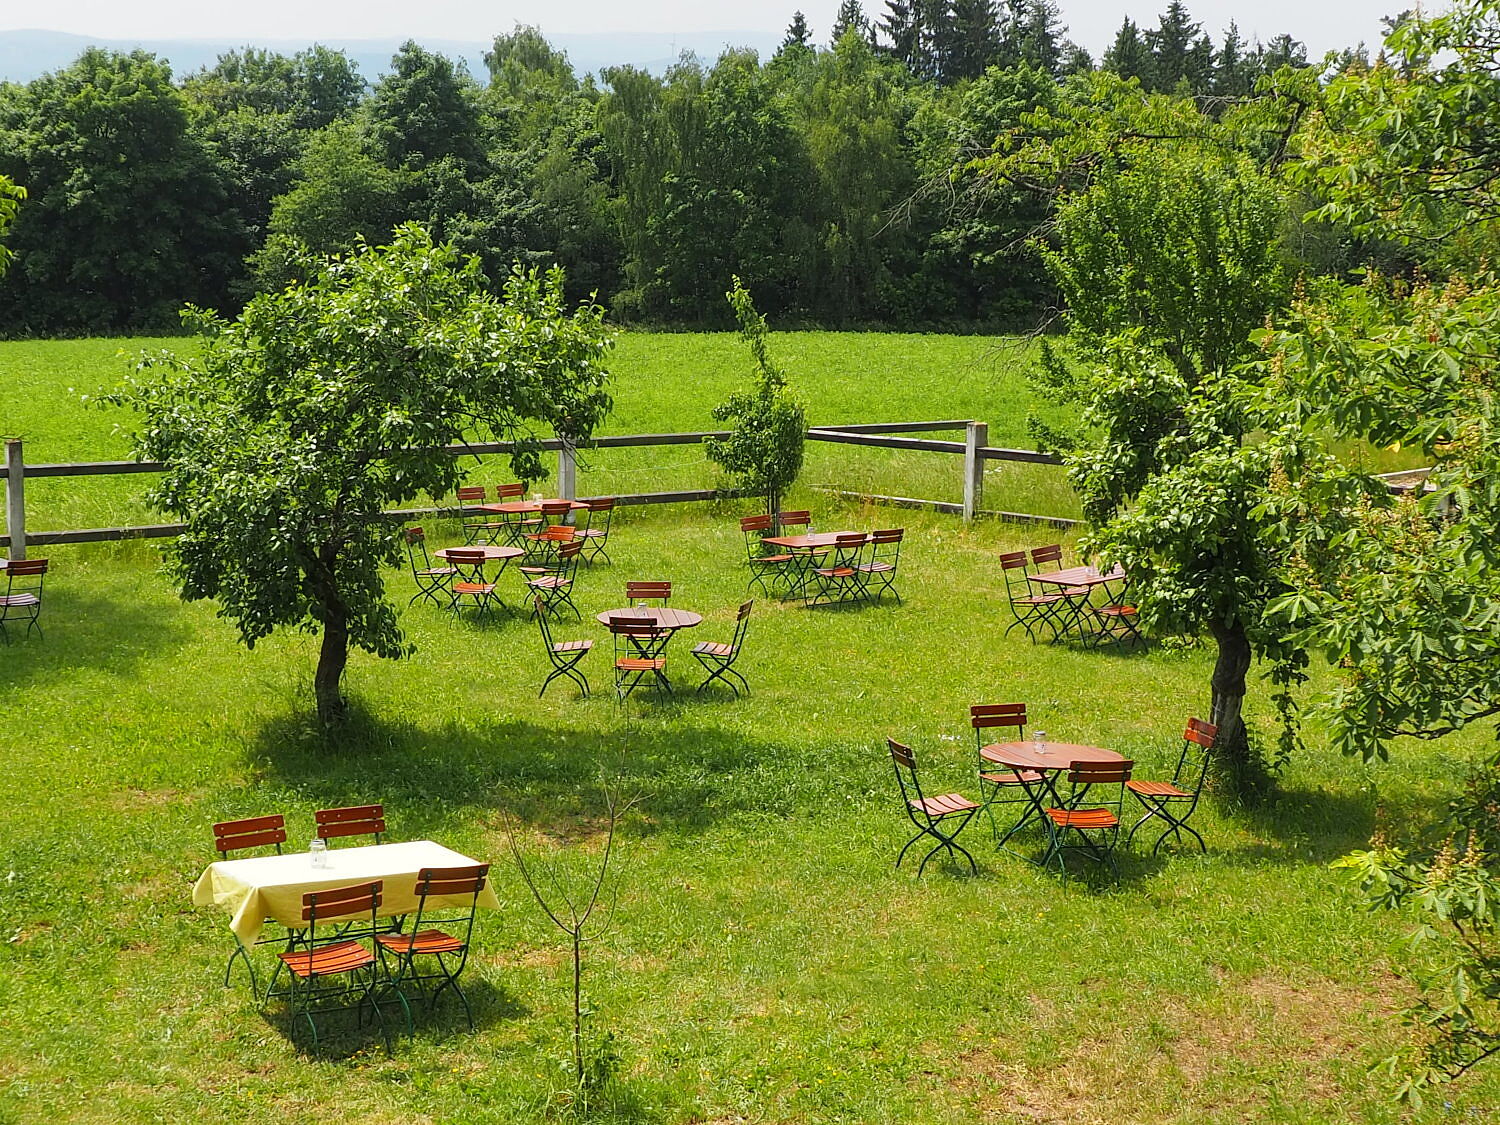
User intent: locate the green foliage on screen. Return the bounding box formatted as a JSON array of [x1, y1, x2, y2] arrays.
[[704, 279, 807, 515], [987, 74, 1294, 793], [0, 173, 22, 276], [0, 48, 239, 334], [105, 225, 612, 725]]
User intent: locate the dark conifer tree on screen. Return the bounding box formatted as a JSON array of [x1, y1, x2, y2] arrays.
[[878, 0, 922, 70], [949, 0, 1002, 81], [1102, 17, 1153, 85], [1213, 21, 1252, 96], [782, 11, 814, 52], [1146, 1, 1204, 92], [830, 0, 870, 45]]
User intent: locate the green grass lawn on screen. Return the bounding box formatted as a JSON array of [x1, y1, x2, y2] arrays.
[[1, 336, 1493, 1123]]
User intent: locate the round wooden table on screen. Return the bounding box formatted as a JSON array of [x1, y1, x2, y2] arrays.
[[477, 499, 588, 514], [979, 740, 1125, 773], [434, 545, 525, 565], [595, 607, 703, 631]]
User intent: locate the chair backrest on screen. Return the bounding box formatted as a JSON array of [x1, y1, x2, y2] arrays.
[[1175, 717, 1218, 788], [4, 559, 47, 596], [740, 514, 773, 534], [778, 510, 812, 531], [456, 485, 487, 504], [497, 482, 526, 500], [555, 540, 584, 574], [887, 737, 927, 812], [536, 525, 577, 544], [626, 580, 672, 604], [314, 803, 386, 843], [831, 532, 869, 565], [609, 615, 667, 658], [741, 515, 774, 561], [1030, 543, 1064, 570], [998, 550, 1033, 597], [213, 813, 287, 855], [1067, 760, 1133, 785], [608, 615, 664, 637], [730, 599, 754, 649], [971, 703, 1026, 755], [303, 880, 383, 929], [582, 497, 615, 533], [445, 548, 487, 566], [397, 864, 489, 954], [539, 500, 573, 522], [868, 529, 902, 565]]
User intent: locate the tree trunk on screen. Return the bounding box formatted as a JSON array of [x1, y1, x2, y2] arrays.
[[315, 609, 349, 727], [1207, 617, 1253, 792]]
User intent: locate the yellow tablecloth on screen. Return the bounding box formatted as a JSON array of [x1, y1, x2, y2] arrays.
[[192, 840, 501, 945]]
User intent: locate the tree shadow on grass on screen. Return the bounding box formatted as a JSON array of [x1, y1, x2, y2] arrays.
[[1210, 783, 1450, 868], [244, 701, 811, 838], [0, 583, 191, 691]]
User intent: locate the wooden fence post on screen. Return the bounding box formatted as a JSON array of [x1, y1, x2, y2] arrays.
[[4, 439, 24, 560], [963, 422, 987, 522]]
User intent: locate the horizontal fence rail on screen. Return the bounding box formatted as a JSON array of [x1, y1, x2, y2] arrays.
[[2, 421, 1074, 555]]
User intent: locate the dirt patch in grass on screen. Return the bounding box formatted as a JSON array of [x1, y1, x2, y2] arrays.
[[950, 971, 1409, 1124]]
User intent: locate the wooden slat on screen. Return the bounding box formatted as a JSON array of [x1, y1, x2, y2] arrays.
[[807, 429, 967, 454]]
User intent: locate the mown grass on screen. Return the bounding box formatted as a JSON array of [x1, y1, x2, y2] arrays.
[[1, 336, 1494, 1123]]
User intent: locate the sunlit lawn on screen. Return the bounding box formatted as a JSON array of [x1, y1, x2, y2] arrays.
[[0, 335, 1492, 1123]]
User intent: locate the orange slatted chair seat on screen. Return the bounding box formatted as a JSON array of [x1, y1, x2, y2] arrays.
[[528, 575, 571, 590], [979, 769, 1044, 786], [692, 641, 735, 658], [911, 793, 980, 816], [616, 656, 666, 672], [0, 593, 40, 607], [1099, 605, 1139, 617], [376, 928, 465, 956], [1126, 779, 1190, 798], [454, 579, 494, 594], [815, 566, 857, 578], [1044, 807, 1119, 829], [278, 940, 375, 979]]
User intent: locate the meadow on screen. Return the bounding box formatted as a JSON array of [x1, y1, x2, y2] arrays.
[[0, 333, 1493, 1124]]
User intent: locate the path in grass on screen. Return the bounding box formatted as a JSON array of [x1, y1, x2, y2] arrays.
[[1, 499, 1495, 1124]]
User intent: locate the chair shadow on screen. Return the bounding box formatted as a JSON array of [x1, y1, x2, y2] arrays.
[[0, 584, 192, 690]]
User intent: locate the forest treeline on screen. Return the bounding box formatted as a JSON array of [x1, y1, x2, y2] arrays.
[[0, 1, 1381, 335]]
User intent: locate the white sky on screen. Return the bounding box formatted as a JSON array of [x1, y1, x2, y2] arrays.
[[1, 1, 1411, 57]]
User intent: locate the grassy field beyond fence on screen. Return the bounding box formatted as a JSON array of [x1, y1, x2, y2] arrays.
[[0, 334, 1493, 1123]]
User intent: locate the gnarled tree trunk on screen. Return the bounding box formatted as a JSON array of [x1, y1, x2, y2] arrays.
[[308, 543, 350, 728], [1208, 617, 1253, 793]]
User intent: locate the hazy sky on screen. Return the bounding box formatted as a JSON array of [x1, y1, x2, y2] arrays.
[[3, 1, 1408, 57]]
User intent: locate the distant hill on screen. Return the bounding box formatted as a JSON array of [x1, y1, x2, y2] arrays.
[[0, 27, 784, 85]]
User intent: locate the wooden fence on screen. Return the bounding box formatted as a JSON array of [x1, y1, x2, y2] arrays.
[[1, 421, 1071, 558]]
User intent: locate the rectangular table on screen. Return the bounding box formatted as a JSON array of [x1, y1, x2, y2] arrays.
[[193, 839, 500, 946]]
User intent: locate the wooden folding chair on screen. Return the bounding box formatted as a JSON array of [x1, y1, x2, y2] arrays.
[[495, 482, 541, 544], [455, 486, 493, 545], [535, 596, 592, 697], [211, 814, 289, 996], [806, 533, 869, 607], [1042, 760, 1134, 877], [856, 528, 903, 603], [1127, 718, 1216, 853], [609, 616, 672, 700], [270, 880, 406, 1052], [1000, 550, 1063, 642], [445, 548, 498, 617], [527, 541, 583, 620], [376, 864, 490, 1030], [402, 528, 456, 609], [315, 804, 386, 846], [888, 738, 981, 876], [578, 497, 616, 563], [625, 580, 672, 606], [692, 600, 752, 697], [970, 704, 1046, 850], [740, 514, 794, 596], [0, 558, 48, 642]]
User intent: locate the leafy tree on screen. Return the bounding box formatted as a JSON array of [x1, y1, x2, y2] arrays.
[[108, 225, 613, 726], [367, 41, 486, 174], [0, 175, 23, 276], [181, 46, 363, 131], [1248, 3, 1500, 1098], [985, 77, 1293, 791], [0, 48, 238, 334], [705, 278, 806, 516]]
